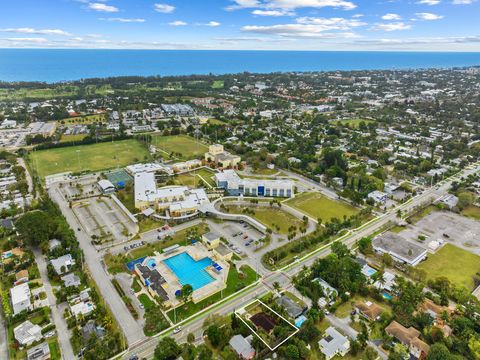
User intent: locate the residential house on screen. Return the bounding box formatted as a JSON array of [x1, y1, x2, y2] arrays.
[[318, 327, 351, 360], [276, 295, 306, 319], [229, 334, 255, 360], [27, 342, 50, 360], [61, 273, 81, 288], [355, 301, 383, 321], [14, 320, 42, 346], [10, 283, 32, 315], [50, 254, 75, 275], [385, 321, 430, 359]]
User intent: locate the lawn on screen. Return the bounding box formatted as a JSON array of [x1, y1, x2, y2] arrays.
[[285, 192, 359, 223], [223, 204, 304, 235], [59, 134, 88, 143], [211, 80, 225, 89], [417, 244, 480, 290], [166, 265, 257, 322], [151, 135, 208, 160], [332, 118, 375, 128], [60, 114, 107, 125], [461, 205, 480, 221], [28, 139, 151, 177]]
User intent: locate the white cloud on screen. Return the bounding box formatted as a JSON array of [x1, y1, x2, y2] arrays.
[[382, 13, 401, 20], [227, 0, 356, 11], [100, 18, 146, 22], [252, 9, 294, 16], [416, 0, 440, 5], [452, 0, 476, 3], [372, 22, 412, 31], [88, 2, 119, 12], [415, 12, 444, 20], [0, 28, 72, 36], [168, 20, 187, 26], [3, 37, 48, 43], [154, 3, 175, 13], [204, 21, 221, 27], [242, 16, 365, 38]]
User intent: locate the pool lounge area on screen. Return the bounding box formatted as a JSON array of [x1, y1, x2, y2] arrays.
[[134, 243, 230, 307], [163, 252, 214, 290]]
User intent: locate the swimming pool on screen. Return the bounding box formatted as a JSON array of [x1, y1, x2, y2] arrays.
[[163, 252, 214, 290], [382, 292, 393, 300]]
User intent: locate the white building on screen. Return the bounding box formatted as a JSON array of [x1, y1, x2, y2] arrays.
[[10, 283, 32, 315], [98, 179, 116, 194], [50, 254, 75, 275], [215, 170, 294, 198], [318, 327, 350, 360], [367, 190, 388, 204], [14, 320, 42, 346]]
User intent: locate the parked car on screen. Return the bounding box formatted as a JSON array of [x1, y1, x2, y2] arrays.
[[173, 326, 182, 334]]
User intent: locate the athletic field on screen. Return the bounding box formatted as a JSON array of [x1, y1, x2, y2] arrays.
[[29, 139, 150, 178], [151, 135, 208, 160]]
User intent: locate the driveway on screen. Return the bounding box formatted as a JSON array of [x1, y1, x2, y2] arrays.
[[32, 248, 76, 360]]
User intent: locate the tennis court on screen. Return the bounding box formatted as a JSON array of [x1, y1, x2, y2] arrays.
[[106, 169, 133, 186]]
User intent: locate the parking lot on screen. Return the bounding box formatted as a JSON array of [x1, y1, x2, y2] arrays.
[[72, 196, 138, 246], [400, 210, 480, 255], [207, 219, 264, 257]]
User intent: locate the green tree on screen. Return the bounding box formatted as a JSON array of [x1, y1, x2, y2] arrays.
[[15, 210, 52, 246], [206, 324, 221, 347], [154, 337, 181, 360]]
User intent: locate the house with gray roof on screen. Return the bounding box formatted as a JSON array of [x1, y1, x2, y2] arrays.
[[50, 254, 75, 275], [27, 342, 50, 360], [229, 334, 255, 360]]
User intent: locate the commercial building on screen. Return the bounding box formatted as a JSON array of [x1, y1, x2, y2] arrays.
[[373, 232, 427, 266], [133, 171, 209, 218], [28, 122, 57, 137], [97, 179, 116, 194], [205, 144, 241, 168], [215, 170, 294, 198], [10, 283, 32, 315], [27, 342, 50, 360], [318, 327, 351, 360]]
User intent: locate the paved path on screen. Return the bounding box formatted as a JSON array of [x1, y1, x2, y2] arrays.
[[0, 311, 9, 360], [32, 248, 76, 360], [17, 157, 34, 196], [48, 185, 145, 347]]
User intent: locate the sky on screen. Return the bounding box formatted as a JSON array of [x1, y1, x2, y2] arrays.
[[0, 0, 479, 51]]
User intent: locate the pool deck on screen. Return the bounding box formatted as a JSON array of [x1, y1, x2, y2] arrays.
[[144, 243, 229, 306]]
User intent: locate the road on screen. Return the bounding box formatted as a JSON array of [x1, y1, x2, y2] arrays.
[[48, 185, 146, 348], [119, 162, 480, 359], [32, 248, 76, 360], [0, 311, 8, 360]]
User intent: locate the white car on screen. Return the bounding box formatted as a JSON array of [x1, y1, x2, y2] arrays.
[[173, 327, 182, 334]]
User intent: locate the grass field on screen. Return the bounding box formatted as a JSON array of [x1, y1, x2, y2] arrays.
[[461, 205, 480, 221], [60, 114, 107, 125], [285, 192, 358, 222], [28, 139, 151, 177], [151, 135, 208, 160], [224, 204, 303, 234], [332, 119, 375, 128], [59, 134, 88, 143], [417, 244, 480, 290], [211, 80, 224, 89]]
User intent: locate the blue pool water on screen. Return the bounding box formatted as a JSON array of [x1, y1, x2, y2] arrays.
[[382, 292, 393, 300], [147, 259, 156, 269], [163, 252, 214, 290], [364, 266, 377, 277]]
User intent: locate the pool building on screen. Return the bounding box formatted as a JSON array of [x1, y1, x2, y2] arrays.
[[134, 242, 230, 307]]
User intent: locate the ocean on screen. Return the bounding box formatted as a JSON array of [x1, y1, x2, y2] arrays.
[[0, 49, 480, 83]]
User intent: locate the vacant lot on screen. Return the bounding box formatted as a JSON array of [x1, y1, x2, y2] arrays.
[[28, 139, 150, 177], [285, 192, 358, 222], [59, 134, 88, 143], [151, 135, 208, 160], [224, 204, 303, 235], [417, 244, 480, 290]]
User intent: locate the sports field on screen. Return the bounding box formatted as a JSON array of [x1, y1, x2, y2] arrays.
[[224, 204, 303, 235], [285, 192, 359, 222], [173, 168, 216, 188], [60, 114, 107, 125], [151, 135, 208, 160], [417, 244, 480, 290], [28, 139, 151, 178]]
